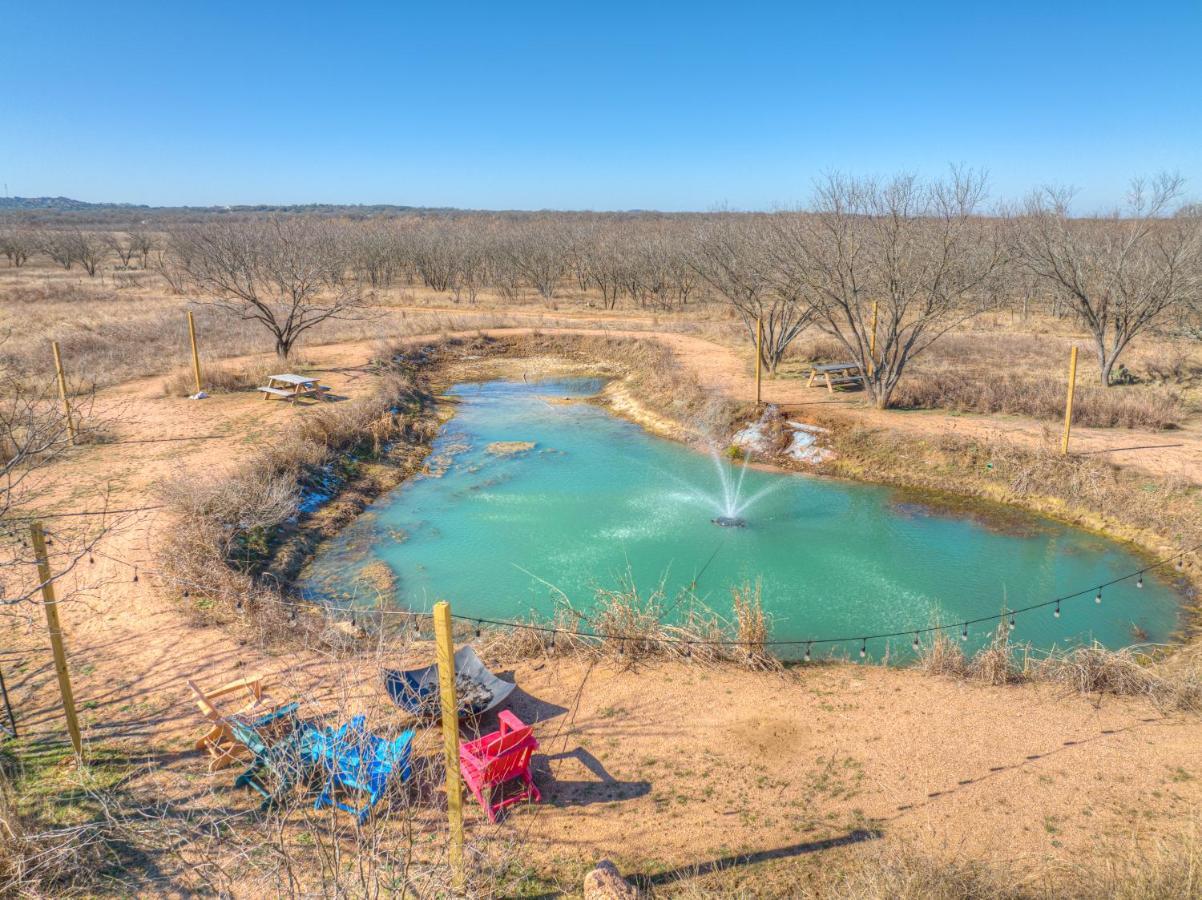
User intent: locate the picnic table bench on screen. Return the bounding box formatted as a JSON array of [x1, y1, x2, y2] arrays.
[[259, 374, 331, 402], [806, 362, 865, 393]]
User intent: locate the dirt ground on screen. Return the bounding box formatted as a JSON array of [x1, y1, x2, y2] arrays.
[[4, 325, 1202, 893]]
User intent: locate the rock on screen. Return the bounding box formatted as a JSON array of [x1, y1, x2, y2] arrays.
[[583, 860, 637, 899], [486, 440, 536, 455], [189, 391, 209, 400]]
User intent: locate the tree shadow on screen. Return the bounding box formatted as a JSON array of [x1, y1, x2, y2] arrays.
[[628, 828, 883, 889]]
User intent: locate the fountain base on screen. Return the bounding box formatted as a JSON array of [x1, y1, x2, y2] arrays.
[[711, 516, 746, 528]]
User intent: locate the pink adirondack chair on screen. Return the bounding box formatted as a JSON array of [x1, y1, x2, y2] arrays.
[[458, 710, 541, 822]]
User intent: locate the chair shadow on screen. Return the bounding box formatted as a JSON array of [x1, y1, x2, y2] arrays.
[[628, 829, 882, 889], [536, 746, 651, 808], [498, 683, 570, 726]]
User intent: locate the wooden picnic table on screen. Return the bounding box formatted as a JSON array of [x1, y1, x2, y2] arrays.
[[259, 373, 330, 402], [806, 362, 865, 393]]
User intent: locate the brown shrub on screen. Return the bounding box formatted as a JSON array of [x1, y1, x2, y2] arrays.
[[891, 370, 1184, 430]]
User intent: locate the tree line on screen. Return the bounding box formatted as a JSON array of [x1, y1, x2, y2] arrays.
[[3, 170, 1200, 406]]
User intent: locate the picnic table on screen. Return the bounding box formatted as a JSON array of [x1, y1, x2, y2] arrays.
[[806, 362, 865, 393], [259, 373, 330, 402]]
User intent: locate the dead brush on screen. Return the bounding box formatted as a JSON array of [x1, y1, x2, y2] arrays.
[[1024, 644, 1202, 712], [891, 370, 1184, 430], [916, 627, 968, 677], [161, 360, 275, 397], [967, 622, 1023, 685], [731, 579, 776, 670]]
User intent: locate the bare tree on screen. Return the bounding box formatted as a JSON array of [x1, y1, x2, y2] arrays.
[[104, 232, 138, 268], [172, 217, 366, 359], [503, 218, 567, 299], [128, 230, 155, 269], [0, 227, 32, 267], [1016, 174, 1202, 385], [768, 169, 1007, 408], [36, 230, 77, 270], [692, 214, 814, 373], [75, 231, 107, 277]]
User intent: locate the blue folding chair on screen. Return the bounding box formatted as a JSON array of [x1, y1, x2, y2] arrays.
[[314, 715, 415, 824]]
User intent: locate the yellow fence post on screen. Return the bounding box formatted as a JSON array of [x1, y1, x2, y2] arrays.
[[1062, 346, 1078, 455], [755, 317, 763, 406], [187, 311, 203, 395], [29, 522, 83, 759], [433, 601, 465, 892], [51, 342, 76, 447]]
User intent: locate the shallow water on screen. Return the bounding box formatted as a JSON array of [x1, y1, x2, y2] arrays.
[[300, 378, 1183, 660]]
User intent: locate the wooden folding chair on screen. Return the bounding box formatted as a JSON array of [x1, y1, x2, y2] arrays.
[[188, 674, 287, 771]]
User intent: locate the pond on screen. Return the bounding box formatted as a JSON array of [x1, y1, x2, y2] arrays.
[[300, 377, 1184, 660]]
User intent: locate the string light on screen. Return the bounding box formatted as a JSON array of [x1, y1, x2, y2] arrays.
[[475, 621, 482, 638], [912, 633, 920, 651], [69, 539, 1199, 658], [1095, 588, 1102, 604]]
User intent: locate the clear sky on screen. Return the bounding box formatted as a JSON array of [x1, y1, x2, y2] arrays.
[[2, 1, 1199, 211]]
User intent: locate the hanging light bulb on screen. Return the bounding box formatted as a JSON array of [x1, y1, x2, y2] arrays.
[[1095, 588, 1103, 604], [1137, 573, 1144, 589], [1176, 557, 1185, 571], [960, 624, 968, 641], [804, 642, 812, 663], [859, 639, 867, 659], [133, 566, 139, 583], [1008, 615, 1016, 631], [912, 633, 920, 651], [1054, 600, 1060, 618]]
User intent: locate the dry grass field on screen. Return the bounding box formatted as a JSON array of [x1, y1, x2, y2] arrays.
[[3, 238, 1202, 897]]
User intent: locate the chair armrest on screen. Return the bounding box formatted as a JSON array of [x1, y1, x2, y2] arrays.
[[208, 675, 267, 700], [458, 743, 487, 772], [497, 710, 525, 734]]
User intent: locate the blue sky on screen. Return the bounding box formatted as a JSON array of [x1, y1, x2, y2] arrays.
[[2, 1, 1199, 211]]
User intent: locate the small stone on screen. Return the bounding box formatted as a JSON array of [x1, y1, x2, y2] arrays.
[[583, 860, 637, 900]]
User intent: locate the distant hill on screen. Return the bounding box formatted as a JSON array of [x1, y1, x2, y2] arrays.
[[0, 196, 149, 211]]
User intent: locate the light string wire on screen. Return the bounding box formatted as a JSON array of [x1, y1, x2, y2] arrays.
[[55, 531, 1199, 653]]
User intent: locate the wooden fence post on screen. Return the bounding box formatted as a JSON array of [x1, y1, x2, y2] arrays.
[[51, 342, 76, 447], [755, 317, 763, 406], [187, 311, 203, 395], [29, 522, 82, 759], [433, 601, 465, 891], [1062, 346, 1078, 456]]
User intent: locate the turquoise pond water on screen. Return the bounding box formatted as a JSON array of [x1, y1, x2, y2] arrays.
[[299, 377, 1184, 660]]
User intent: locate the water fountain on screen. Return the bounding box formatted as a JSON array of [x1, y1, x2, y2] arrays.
[[706, 447, 777, 527]]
